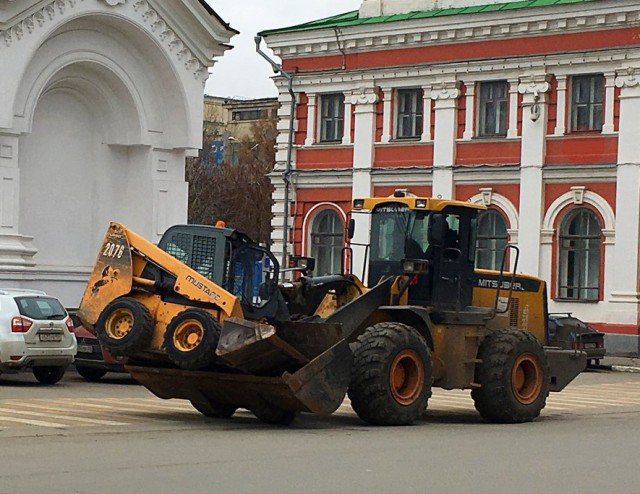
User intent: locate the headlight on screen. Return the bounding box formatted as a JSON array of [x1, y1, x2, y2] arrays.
[[402, 260, 429, 273], [415, 199, 427, 208], [353, 199, 365, 209]]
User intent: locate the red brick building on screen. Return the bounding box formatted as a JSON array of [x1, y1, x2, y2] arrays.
[[262, 0, 640, 355]]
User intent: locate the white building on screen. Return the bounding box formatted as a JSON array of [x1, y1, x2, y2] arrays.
[[0, 0, 235, 306], [262, 0, 640, 355]]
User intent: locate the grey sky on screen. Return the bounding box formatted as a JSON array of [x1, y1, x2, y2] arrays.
[[205, 0, 362, 99]]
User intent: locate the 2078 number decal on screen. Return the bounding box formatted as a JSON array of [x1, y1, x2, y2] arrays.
[[102, 242, 125, 259]]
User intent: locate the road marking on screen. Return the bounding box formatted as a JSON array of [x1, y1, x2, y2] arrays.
[[1, 379, 639, 431]]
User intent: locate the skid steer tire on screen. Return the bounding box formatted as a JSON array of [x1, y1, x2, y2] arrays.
[[348, 322, 432, 426], [95, 298, 154, 356], [471, 329, 550, 424], [252, 408, 296, 426], [164, 309, 221, 370], [190, 399, 237, 419]]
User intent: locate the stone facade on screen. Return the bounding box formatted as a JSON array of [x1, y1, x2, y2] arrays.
[[0, 0, 235, 306]]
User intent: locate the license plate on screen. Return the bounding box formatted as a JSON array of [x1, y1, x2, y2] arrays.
[[584, 342, 597, 349], [77, 344, 94, 353], [39, 333, 63, 342]]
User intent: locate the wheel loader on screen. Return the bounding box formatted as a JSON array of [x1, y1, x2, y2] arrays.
[[77, 196, 585, 426]]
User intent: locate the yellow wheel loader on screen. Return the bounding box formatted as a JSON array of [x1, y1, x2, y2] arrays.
[[78, 196, 585, 426]]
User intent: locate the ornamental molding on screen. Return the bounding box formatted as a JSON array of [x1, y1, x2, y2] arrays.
[[615, 66, 640, 89], [267, 5, 640, 60], [430, 81, 460, 101], [517, 74, 551, 97], [0, 0, 209, 83], [347, 87, 379, 105]]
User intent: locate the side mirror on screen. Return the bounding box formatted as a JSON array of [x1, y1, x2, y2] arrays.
[[291, 256, 315, 275], [347, 218, 355, 240]]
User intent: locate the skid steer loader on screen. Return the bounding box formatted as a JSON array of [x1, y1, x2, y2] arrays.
[[78, 195, 585, 427]]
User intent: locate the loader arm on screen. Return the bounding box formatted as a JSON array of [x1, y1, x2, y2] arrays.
[[78, 223, 243, 329]]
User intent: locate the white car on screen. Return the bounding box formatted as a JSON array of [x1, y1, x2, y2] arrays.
[[0, 289, 77, 384]]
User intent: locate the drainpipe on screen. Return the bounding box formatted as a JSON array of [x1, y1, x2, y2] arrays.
[[255, 35, 296, 280]]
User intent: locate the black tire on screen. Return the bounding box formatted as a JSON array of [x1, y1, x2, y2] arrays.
[[164, 309, 221, 370], [95, 298, 154, 356], [190, 399, 237, 419], [348, 322, 432, 426], [33, 366, 66, 385], [472, 329, 550, 424], [252, 408, 296, 426], [76, 366, 108, 382]]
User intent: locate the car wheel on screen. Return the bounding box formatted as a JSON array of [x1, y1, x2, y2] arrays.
[[76, 366, 108, 382], [471, 329, 550, 423], [33, 366, 66, 385]]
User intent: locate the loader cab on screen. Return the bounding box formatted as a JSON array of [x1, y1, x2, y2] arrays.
[[158, 225, 283, 319], [356, 197, 483, 311]]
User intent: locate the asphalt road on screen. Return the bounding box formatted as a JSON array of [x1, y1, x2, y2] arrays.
[[1, 368, 639, 494]]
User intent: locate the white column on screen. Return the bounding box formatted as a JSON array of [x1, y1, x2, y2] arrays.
[[431, 81, 460, 199], [603, 72, 616, 134], [507, 78, 519, 138], [0, 132, 37, 273], [608, 68, 640, 328], [421, 85, 432, 142], [517, 74, 550, 277], [381, 88, 393, 143], [342, 95, 353, 145], [304, 94, 317, 146], [462, 82, 475, 140], [554, 76, 567, 136], [349, 86, 379, 282]]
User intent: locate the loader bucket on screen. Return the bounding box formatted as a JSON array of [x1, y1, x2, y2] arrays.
[[545, 347, 587, 392], [126, 339, 353, 416]]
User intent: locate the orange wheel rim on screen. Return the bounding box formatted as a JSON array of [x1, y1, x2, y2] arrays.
[[105, 308, 134, 340], [511, 353, 543, 405], [173, 320, 204, 352], [389, 349, 424, 405]]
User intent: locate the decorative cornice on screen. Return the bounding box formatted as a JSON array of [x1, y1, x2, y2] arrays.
[[0, 0, 209, 84], [133, 1, 209, 84], [267, 4, 640, 60]]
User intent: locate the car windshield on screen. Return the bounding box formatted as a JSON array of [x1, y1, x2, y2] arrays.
[[15, 296, 67, 320]]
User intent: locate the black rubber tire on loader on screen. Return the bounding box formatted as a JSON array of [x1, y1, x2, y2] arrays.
[[164, 309, 221, 370], [252, 408, 297, 426], [190, 399, 237, 419], [348, 322, 432, 426], [33, 365, 66, 385], [95, 298, 154, 356], [471, 329, 550, 424], [76, 366, 108, 382]]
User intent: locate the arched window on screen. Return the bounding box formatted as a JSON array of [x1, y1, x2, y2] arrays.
[[558, 207, 602, 301], [476, 209, 508, 270], [310, 210, 344, 275]]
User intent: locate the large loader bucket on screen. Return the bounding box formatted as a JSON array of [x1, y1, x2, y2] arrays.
[[127, 339, 353, 416]]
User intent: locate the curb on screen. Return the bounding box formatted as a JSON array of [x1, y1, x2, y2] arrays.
[[610, 365, 640, 374]]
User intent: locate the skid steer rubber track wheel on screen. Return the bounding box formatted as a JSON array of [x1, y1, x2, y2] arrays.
[[252, 408, 297, 426], [190, 399, 237, 419], [471, 329, 550, 424], [95, 298, 154, 356], [348, 322, 432, 426], [164, 309, 221, 370]]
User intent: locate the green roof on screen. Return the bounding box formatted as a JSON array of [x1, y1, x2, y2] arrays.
[[260, 0, 600, 36]]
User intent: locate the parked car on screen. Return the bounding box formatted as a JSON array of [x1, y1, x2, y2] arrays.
[[70, 314, 127, 381], [0, 289, 76, 384], [548, 313, 606, 366]]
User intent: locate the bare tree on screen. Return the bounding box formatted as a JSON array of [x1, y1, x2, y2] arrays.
[[186, 117, 276, 245]]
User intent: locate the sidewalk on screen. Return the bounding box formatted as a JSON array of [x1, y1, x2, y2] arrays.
[[600, 356, 640, 373]]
